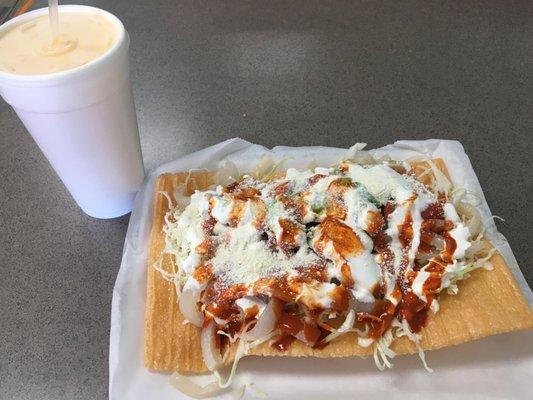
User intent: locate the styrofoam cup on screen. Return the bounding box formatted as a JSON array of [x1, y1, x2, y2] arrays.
[[0, 5, 145, 219]]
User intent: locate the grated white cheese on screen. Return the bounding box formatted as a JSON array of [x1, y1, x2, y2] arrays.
[[211, 223, 320, 285], [347, 164, 415, 204]]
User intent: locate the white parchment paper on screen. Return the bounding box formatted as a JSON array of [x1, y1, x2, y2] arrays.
[[109, 139, 533, 399]]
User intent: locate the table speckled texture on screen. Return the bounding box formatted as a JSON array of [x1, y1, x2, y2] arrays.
[[1, 1, 532, 399]]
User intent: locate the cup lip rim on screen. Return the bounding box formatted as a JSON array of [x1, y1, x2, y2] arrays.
[[0, 5, 126, 83]]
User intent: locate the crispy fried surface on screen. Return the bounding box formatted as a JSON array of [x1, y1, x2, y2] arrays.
[[144, 162, 533, 372]]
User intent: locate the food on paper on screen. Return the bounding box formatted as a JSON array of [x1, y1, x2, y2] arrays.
[[144, 153, 533, 394]]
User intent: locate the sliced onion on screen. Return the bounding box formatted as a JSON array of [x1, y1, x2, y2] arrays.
[[294, 331, 309, 344], [455, 201, 482, 238], [465, 239, 485, 258], [169, 372, 222, 399], [179, 279, 204, 327], [416, 249, 440, 262], [350, 298, 374, 313], [214, 159, 239, 186], [239, 300, 276, 342], [430, 234, 445, 251], [428, 160, 452, 194], [201, 321, 223, 371]]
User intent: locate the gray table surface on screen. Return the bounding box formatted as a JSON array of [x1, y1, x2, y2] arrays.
[[1, 1, 532, 399]]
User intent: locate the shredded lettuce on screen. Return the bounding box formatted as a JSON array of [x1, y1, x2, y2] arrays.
[[322, 310, 368, 343], [392, 319, 433, 372]]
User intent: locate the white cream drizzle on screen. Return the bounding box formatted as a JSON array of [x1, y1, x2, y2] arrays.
[[166, 160, 474, 329]]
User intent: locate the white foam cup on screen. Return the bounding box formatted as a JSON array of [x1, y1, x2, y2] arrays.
[[0, 5, 145, 218]]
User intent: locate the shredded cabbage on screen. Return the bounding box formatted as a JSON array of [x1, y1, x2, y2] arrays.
[[158, 190, 174, 208], [427, 159, 452, 195], [485, 215, 505, 224], [456, 201, 483, 238], [152, 256, 182, 297], [215, 340, 247, 388], [251, 156, 274, 180], [259, 157, 291, 182], [322, 310, 367, 343], [451, 187, 482, 206], [217, 329, 239, 344], [373, 329, 395, 371], [214, 330, 278, 389], [392, 319, 433, 372], [153, 186, 203, 298], [214, 160, 240, 186], [340, 143, 379, 165]]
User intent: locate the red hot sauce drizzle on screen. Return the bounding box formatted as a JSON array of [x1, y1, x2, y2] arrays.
[[396, 202, 457, 334], [194, 170, 462, 354], [271, 334, 296, 351]]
